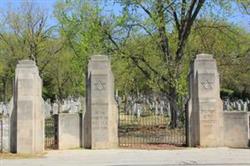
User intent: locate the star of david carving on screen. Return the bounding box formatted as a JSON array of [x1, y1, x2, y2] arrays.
[[200, 80, 213, 89], [94, 80, 105, 91]]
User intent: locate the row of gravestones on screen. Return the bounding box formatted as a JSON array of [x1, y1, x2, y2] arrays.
[[1, 96, 249, 119], [223, 99, 250, 112], [1, 94, 176, 119], [0, 97, 85, 117], [116, 94, 175, 118], [0, 54, 249, 154], [43, 97, 85, 118]]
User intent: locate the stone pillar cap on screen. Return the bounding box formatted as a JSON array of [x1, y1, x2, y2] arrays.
[[16, 59, 38, 72], [91, 55, 109, 61], [196, 54, 213, 59], [18, 59, 36, 65], [17, 60, 37, 68]]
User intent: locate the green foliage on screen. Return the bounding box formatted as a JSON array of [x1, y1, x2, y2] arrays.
[[187, 19, 250, 97], [0, 0, 249, 103]]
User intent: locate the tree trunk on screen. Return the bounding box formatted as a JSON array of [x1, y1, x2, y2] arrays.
[[124, 94, 128, 115], [2, 77, 7, 104], [169, 87, 178, 129]]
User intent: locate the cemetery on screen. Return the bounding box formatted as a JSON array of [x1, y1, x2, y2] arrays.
[[0, 54, 249, 154], [0, 1, 249, 165]]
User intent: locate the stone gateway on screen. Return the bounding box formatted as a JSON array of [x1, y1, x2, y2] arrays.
[[84, 55, 118, 149], [10, 60, 44, 153], [188, 54, 224, 147], [187, 54, 249, 148]]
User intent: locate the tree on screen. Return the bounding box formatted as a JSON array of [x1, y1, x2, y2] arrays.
[[54, 0, 250, 127], [103, 0, 209, 127], [186, 19, 250, 98], [102, 0, 250, 127], [54, 0, 110, 66], [0, 2, 63, 101]]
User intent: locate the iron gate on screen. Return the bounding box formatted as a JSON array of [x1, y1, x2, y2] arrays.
[[118, 95, 187, 148], [45, 115, 58, 149]]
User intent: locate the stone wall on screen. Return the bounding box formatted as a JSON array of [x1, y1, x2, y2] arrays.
[[223, 112, 249, 148], [10, 60, 44, 153], [84, 55, 118, 149], [58, 113, 81, 150]]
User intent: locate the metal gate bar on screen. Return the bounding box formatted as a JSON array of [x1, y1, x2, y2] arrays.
[[118, 99, 186, 149], [45, 115, 58, 149]]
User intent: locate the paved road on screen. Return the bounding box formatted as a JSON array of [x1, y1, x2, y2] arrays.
[[1, 147, 250, 166]]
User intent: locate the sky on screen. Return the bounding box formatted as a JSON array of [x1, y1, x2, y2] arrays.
[[0, 0, 249, 32]]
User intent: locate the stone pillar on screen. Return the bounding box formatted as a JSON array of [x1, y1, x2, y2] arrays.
[[84, 55, 118, 149], [10, 60, 44, 153], [187, 54, 223, 147]]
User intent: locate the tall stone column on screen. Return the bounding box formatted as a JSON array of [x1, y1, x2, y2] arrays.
[[10, 60, 44, 153], [84, 55, 118, 149], [187, 54, 223, 147]]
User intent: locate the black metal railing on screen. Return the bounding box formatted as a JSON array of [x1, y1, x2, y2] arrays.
[[45, 115, 58, 149], [118, 97, 186, 149]]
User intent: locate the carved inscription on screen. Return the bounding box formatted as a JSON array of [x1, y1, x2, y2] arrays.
[[199, 73, 215, 90], [200, 110, 216, 128], [92, 105, 108, 142], [94, 80, 106, 91], [200, 80, 213, 89]]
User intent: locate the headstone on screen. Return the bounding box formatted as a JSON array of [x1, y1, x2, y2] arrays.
[[137, 103, 141, 118], [226, 103, 231, 111], [187, 54, 223, 147], [0, 114, 10, 152], [84, 55, 118, 149], [10, 60, 44, 153], [52, 102, 59, 115], [2, 104, 8, 116], [133, 103, 137, 116], [236, 102, 241, 111], [232, 102, 236, 110], [44, 100, 52, 118], [167, 101, 171, 117], [70, 101, 78, 113], [160, 100, 164, 115], [243, 102, 247, 112]]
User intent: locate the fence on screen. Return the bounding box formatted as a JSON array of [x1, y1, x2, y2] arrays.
[[45, 115, 58, 149], [118, 95, 187, 149]]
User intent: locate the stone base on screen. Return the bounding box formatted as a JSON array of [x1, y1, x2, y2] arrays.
[[223, 112, 249, 148], [58, 113, 81, 150]]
